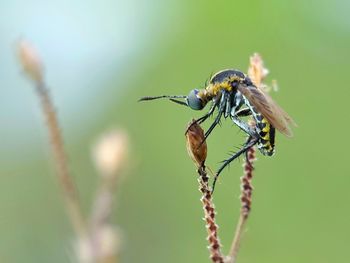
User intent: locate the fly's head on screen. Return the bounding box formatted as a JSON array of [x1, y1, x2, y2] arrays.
[[186, 89, 207, 110]]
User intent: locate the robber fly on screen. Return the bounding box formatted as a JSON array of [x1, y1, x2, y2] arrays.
[[139, 69, 296, 191]]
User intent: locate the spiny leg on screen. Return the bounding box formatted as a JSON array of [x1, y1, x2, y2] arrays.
[[203, 106, 223, 141], [185, 97, 220, 135], [211, 137, 259, 193], [225, 92, 232, 117], [231, 115, 258, 138], [202, 92, 228, 142], [233, 108, 256, 168], [196, 96, 221, 124], [235, 108, 252, 117]]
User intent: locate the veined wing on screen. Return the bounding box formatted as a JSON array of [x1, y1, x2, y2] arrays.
[[238, 84, 296, 137]]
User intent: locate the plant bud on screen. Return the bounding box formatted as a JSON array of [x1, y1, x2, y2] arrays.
[[93, 129, 129, 177], [17, 40, 44, 83], [185, 120, 207, 168]]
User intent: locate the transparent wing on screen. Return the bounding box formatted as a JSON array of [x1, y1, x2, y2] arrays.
[[238, 84, 296, 137]]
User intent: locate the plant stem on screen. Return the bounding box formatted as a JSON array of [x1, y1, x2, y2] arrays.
[[197, 166, 225, 263], [226, 144, 256, 263]]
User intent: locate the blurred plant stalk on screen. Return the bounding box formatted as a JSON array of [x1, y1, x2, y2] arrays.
[[89, 130, 129, 263], [18, 39, 129, 263], [17, 40, 87, 238]]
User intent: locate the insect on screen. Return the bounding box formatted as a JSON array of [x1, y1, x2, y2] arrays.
[[139, 69, 296, 192]]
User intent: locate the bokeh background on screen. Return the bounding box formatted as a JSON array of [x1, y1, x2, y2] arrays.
[[1, 0, 350, 262]]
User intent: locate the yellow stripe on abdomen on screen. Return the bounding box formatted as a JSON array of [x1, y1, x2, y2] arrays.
[[257, 115, 275, 156]]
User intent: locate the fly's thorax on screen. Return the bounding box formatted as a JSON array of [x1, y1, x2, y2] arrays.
[[205, 81, 236, 98], [211, 82, 231, 95], [206, 76, 244, 97], [210, 69, 246, 84], [207, 70, 247, 97]]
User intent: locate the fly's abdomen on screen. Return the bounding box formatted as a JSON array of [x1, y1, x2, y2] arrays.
[[257, 116, 275, 156], [248, 106, 275, 156], [243, 97, 276, 156]]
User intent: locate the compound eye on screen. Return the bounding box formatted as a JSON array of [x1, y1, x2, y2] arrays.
[[187, 89, 204, 110]]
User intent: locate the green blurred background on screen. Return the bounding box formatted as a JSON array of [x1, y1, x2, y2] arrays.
[[1, 0, 350, 262]]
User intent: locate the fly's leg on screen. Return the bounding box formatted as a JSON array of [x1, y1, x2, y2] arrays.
[[235, 108, 252, 117], [202, 92, 228, 142], [185, 96, 220, 135], [224, 93, 232, 117], [233, 107, 256, 168], [235, 108, 254, 167], [196, 96, 221, 124], [212, 136, 259, 193], [231, 115, 258, 138]]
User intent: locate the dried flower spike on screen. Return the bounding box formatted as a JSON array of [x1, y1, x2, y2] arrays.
[[198, 172, 224, 263], [247, 53, 269, 88], [17, 40, 44, 83], [240, 120, 257, 219], [185, 120, 207, 168]]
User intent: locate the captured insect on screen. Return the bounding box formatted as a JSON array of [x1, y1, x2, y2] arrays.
[[139, 69, 296, 192]]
